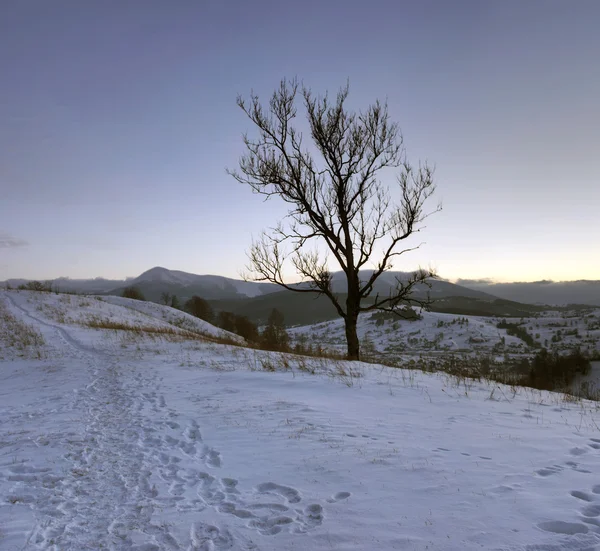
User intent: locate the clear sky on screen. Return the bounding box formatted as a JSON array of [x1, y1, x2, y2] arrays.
[[1, 0, 598, 283]]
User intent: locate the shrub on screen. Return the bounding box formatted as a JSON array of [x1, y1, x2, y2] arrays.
[[526, 348, 590, 391], [369, 307, 422, 325], [18, 280, 53, 292], [216, 311, 236, 333], [122, 286, 146, 301], [497, 320, 539, 348], [261, 308, 289, 351], [234, 315, 259, 343], [184, 295, 213, 322], [215, 310, 259, 343]]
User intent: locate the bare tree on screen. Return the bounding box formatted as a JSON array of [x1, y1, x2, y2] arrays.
[[230, 79, 439, 360]]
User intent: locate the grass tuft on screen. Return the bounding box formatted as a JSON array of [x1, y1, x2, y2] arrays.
[[0, 300, 46, 358]]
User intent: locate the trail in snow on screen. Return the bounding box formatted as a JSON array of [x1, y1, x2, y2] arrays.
[[1, 294, 347, 550], [5, 294, 182, 549]]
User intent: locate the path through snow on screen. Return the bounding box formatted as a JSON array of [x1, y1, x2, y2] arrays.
[[1, 294, 347, 550]]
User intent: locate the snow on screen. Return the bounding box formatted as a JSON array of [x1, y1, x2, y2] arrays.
[[289, 309, 600, 361], [133, 267, 203, 287], [289, 311, 527, 360], [2, 290, 600, 550], [100, 295, 245, 343]]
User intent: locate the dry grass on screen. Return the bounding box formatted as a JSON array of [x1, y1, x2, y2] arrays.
[[82, 316, 243, 348], [84, 317, 210, 341], [0, 300, 46, 358], [241, 348, 362, 386]]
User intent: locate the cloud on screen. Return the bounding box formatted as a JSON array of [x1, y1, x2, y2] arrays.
[[0, 233, 29, 248], [455, 278, 496, 286]]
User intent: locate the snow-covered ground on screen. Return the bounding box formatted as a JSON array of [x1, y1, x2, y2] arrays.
[[3, 290, 600, 550]]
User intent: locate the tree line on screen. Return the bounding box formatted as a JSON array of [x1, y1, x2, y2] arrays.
[[122, 287, 289, 351]]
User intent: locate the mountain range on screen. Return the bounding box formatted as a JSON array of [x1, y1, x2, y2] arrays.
[[2, 266, 496, 302], [2, 267, 599, 326], [456, 279, 600, 307]]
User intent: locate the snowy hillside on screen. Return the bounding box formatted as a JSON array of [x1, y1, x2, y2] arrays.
[[289, 309, 600, 362], [3, 290, 600, 550], [99, 295, 245, 343]]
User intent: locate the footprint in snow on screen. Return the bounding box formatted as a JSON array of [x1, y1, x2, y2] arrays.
[[220, 477, 240, 495], [184, 421, 201, 441], [569, 447, 588, 456], [256, 482, 301, 504], [536, 465, 564, 477], [304, 503, 324, 527], [581, 504, 600, 518], [571, 490, 594, 502], [203, 448, 221, 468], [189, 522, 233, 550], [179, 440, 197, 457], [327, 491, 351, 503], [248, 515, 294, 536], [537, 520, 588, 535], [536, 461, 590, 477]]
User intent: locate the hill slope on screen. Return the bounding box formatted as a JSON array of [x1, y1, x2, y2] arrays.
[[2, 289, 600, 550]]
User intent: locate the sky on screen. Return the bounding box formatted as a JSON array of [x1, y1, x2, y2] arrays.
[[1, 0, 599, 283]]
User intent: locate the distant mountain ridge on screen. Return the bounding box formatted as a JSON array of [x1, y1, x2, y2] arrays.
[[324, 271, 497, 301], [3, 267, 599, 307], [121, 267, 280, 301], [2, 276, 127, 294], [1, 267, 496, 303], [457, 279, 600, 307], [1, 267, 282, 301]]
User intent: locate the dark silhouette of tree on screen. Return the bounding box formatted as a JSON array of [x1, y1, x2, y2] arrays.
[[18, 280, 53, 292], [160, 292, 172, 305], [216, 311, 236, 333], [261, 308, 289, 351], [230, 78, 439, 360], [215, 310, 258, 342], [234, 315, 259, 343], [122, 286, 145, 301], [170, 295, 181, 310], [184, 295, 213, 322]]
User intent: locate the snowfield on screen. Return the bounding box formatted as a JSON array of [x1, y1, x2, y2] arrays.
[[2, 291, 600, 550]]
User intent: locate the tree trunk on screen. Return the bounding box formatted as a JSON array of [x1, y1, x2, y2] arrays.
[[345, 314, 360, 361], [345, 275, 361, 360]]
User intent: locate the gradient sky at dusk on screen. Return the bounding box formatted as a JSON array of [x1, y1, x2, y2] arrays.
[[1, 0, 598, 283]]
